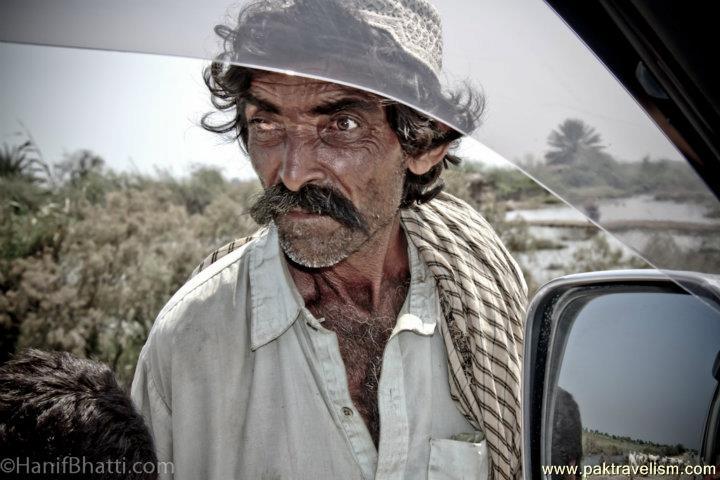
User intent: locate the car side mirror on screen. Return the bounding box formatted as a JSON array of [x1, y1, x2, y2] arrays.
[[522, 270, 720, 479]]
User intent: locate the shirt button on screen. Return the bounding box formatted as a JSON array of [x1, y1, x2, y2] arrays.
[[342, 407, 354, 417]]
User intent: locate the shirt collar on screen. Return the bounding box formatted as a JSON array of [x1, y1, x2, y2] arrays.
[[249, 224, 440, 350], [249, 224, 304, 350], [391, 234, 439, 338]]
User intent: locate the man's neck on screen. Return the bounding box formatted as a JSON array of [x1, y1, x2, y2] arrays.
[[287, 214, 409, 312]]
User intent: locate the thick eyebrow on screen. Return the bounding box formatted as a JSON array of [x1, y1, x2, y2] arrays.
[[310, 97, 379, 116], [243, 93, 281, 115], [243, 94, 380, 116]]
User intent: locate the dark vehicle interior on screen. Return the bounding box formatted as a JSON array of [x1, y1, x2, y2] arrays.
[[703, 351, 720, 469], [545, 0, 720, 200]]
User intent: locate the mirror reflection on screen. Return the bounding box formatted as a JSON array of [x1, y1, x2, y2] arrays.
[[548, 291, 720, 479]]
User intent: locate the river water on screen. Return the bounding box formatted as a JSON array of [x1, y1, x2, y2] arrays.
[[503, 196, 720, 288], [506, 194, 719, 224]]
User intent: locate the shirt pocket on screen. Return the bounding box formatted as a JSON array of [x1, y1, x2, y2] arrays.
[[427, 438, 489, 480]]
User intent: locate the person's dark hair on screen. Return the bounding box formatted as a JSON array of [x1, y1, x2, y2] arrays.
[[0, 349, 158, 480], [551, 387, 583, 480], [201, 0, 484, 207]]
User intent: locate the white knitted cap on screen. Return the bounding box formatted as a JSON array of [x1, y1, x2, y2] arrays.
[[352, 0, 443, 78], [242, 0, 444, 80]]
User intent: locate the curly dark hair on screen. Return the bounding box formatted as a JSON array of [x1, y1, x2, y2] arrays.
[[0, 349, 158, 480], [202, 0, 484, 207]]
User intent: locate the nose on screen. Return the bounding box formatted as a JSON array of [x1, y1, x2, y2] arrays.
[[279, 128, 325, 192]]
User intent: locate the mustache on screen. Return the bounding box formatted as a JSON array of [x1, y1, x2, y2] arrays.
[[249, 184, 368, 233]]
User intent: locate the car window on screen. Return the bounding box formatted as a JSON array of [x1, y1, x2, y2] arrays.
[[1, 0, 719, 378], [2, 0, 718, 280]]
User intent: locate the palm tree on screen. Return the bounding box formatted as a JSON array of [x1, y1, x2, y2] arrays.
[[545, 119, 604, 166], [0, 140, 40, 182], [0, 135, 51, 184]]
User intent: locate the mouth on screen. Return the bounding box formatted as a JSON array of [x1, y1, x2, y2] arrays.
[[284, 208, 325, 220]]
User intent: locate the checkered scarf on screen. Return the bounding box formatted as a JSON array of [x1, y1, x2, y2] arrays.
[[192, 192, 527, 480], [401, 192, 526, 480]]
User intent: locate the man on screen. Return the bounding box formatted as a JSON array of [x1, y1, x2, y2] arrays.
[[132, 1, 527, 479], [0, 349, 159, 479], [550, 388, 583, 480]]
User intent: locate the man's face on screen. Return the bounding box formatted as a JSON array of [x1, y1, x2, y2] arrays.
[[245, 72, 407, 268]]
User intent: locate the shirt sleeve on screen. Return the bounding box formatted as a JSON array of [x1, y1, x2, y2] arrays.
[[131, 348, 174, 480]]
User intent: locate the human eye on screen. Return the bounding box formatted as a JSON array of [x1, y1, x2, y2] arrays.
[[333, 115, 360, 131], [320, 115, 365, 145], [248, 117, 284, 142], [249, 117, 280, 130]]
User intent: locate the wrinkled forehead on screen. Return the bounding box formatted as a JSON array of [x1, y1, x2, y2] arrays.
[[247, 71, 388, 112]]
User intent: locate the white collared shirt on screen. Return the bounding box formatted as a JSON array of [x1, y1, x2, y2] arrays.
[[132, 225, 488, 480]]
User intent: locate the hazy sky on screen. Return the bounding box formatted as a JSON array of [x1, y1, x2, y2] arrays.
[[0, 41, 512, 179], [0, 43, 256, 178], [0, 0, 683, 180], [559, 292, 720, 450]]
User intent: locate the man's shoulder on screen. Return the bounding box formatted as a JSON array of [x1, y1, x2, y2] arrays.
[[148, 229, 267, 344], [189, 230, 264, 279], [133, 230, 269, 407]]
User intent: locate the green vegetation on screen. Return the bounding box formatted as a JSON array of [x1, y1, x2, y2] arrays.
[[1, 143, 261, 382], [572, 235, 646, 272], [522, 118, 714, 206], [582, 429, 692, 458]]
